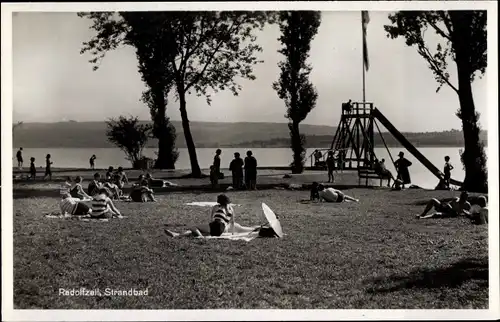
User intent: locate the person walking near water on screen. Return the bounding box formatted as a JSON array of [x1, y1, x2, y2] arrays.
[[394, 151, 412, 189], [16, 147, 24, 169], [244, 150, 258, 190], [44, 154, 53, 180], [89, 154, 96, 169], [229, 152, 244, 189]]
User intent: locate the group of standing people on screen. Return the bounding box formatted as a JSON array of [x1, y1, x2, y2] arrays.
[[211, 149, 258, 190], [16, 147, 54, 181]]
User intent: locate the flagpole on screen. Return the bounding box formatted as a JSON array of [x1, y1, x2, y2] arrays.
[[362, 11, 366, 104]]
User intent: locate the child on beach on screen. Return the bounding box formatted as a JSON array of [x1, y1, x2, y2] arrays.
[[44, 154, 53, 180], [91, 188, 123, 219], [29, 157, 36, 180], [443, 156, 454, 188], [209, 165, 218, 189], [164, 194, 259, 238]]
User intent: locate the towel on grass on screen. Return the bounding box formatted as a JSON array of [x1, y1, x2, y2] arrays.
[[185, 201, 241, 207], [197, 231, 260, 242], [44, 212, 126, 222]]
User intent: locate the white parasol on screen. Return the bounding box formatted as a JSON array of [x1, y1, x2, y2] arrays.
[[261, 203, 284, 238]]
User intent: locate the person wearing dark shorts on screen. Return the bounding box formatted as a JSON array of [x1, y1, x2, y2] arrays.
[[44, 154, 53, 180], [60, 193, 92, 216], [416, 191, 471, 219]]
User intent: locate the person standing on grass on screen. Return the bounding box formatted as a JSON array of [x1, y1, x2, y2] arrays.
[[213, 149, 222, 178], [60, 193, 93, 216], [326, 151, 335, 183], [244, 150, 258, 190], [164, 194, 259, 238], [229, 152, 244, 189], [29, 157, 36, 180], [394, 151, 412, 189], [43, 154, 53, 180], [91, 188, 123, 219], [16, 147, 23, 169], [89, 154, 96, 169], [443, 155, 454, 188]]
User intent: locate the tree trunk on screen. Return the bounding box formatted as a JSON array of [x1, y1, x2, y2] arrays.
[[152, 86, 176, 169], [178, 89, 202, 177], [451, 12, 488, 193], [289, 122, 305, 174]]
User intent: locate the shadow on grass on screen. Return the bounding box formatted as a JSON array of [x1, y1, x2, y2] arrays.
[[366, 257, 488, 294]]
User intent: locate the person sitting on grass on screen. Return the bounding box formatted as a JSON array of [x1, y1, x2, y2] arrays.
[[91, 188, 123, 219], [60, 176, 72, 197], [464, 196, 488, 225], [105, 166, 115, 181], [313, 183, 359, 203], [70, 176, 92, 200], [416, 191, 471, 219], [60, 193, 93, 216], [164, 194, 259, 238], [130, 175, 157, 202], [114, 167, 129, 189], [87, 173, 104, 197]]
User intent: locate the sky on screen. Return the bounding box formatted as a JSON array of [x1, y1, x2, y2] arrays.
[[12, 11, 489, 132]]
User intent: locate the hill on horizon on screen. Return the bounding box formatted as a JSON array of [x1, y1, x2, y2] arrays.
[[12, 120, 487, 149]]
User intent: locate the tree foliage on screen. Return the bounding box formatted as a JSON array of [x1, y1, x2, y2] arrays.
[[105, 115, 152, 168], [385, 11, 488, 192], [273, 11, 321, 173], [79, 11, 272, 176]]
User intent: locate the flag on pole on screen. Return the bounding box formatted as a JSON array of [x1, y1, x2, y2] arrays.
[[362, 11, 370, 71]]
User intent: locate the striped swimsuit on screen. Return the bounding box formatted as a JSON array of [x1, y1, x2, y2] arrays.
[[211, 205, 234, 230], [91, 194, 109, 218], [60, 198, 77, 215]]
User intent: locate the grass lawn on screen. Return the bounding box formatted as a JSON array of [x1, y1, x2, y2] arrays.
[[13, 188, 488, 309]]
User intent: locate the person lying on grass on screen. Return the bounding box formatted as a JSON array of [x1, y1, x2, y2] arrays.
[[70, 176, 92, 200], [60, 193, 93, 216], [164, 194, 259, 238], [416, 191, 471, 219], [91, 188, 123, 219], [130, 175, 157, 202], [310, 183, 359, 203], [463, 195, 488, 225]]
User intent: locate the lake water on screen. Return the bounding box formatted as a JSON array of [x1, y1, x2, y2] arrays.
[[12, 147, 469, 189]]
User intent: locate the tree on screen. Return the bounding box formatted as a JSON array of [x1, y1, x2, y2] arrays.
[[273, 11, 321, 173], [78, 12, 179, 169], [385, 11, 488, 192], [79, 12, 271, 177], [105, 115, 153, 168]]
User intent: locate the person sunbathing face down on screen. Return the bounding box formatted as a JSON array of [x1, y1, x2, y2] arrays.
[[316, 184, 359, 203]]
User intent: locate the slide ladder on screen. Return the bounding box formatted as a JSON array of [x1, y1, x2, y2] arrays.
[[372, 108, 462, 187]]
